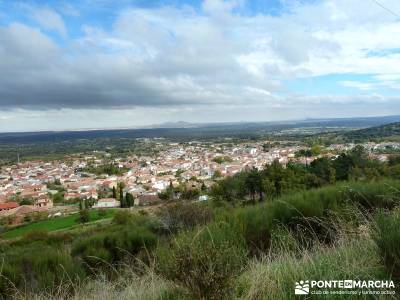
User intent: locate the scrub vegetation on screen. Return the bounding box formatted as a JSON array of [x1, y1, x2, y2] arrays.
[[1, 178, 399, 299]]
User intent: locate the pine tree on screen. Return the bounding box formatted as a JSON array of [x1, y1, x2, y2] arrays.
[[119, 185, 124, 201], [126, 193, 134, 207], [120, 196, 127, 208], [112, 186, 117, 199]]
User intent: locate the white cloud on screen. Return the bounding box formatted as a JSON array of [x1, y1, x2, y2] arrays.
[[31, 7, 67, 37], [2, 0, 400, 130], [340, 81, 374, 91], [61, 3, 80, 17], [202, 0, 244, 14]]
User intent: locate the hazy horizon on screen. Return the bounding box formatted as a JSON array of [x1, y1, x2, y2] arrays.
[[0, 113, 399, 134], [2, 0, 400, 132]]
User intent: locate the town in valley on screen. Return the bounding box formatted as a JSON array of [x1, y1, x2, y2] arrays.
[[0, 137, 396, 224]]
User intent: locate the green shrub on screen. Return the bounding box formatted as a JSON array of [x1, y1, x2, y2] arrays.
[[32, 268, 188, 300], [373, 210, 400, 278], [113, 212, 162, 234], [156, 202, 213, 233], [23, 229, 49, 242], [269, 226, 301, 256], [98, 208, 107, 218], [0, 246, 85, 297], [138, 209, 149, 215], [236, 239, 389, 299], [156, 222, 247, 299], [72, 226, 157, 271], [341, 180, 400, 209], [112, 210, 132, 225], [219, 186, 338, 254], [222, 180, 400, 255], [45, 231, 74, 246], [229, 205, 272, 255], [77, 209, 90, 224]]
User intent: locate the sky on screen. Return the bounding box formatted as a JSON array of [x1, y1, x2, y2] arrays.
[[1, 0, 400, 132]]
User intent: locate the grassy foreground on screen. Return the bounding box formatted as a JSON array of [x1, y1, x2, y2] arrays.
[[1, 180, 400, 299], [236, 238, 389, 300], [30, 236, 394, 300]]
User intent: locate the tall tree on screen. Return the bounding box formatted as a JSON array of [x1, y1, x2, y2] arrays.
[[119, 185, 124, 201], [126, 193, 134, 207], [120, 197, 127, 208], [77, 209, 90, 224], [245, 168, 263, 202]]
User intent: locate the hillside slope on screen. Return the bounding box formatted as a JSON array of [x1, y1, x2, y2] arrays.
[[343, 122, 400, 142]]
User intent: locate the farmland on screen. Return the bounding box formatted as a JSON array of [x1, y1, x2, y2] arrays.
[[1, 209, 116, 239]]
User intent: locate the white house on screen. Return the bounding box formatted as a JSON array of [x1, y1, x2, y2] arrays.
[[198, 195, 209, 202], [93, 198, 120, 208], [249, 148, 258, 155], [152, 180, 168, 191]]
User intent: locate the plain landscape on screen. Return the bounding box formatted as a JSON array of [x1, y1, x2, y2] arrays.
[[0, 118, 400, 299], [2, 0, 400, 299]]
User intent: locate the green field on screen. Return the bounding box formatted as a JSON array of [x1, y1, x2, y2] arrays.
[[1, 209, 117, 239]]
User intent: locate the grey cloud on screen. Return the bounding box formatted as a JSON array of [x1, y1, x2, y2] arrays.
[[271, 27, 341, 65], [0, 0, 396, 113], [0, 23, 59, 68], [0, 6, 281, 110]]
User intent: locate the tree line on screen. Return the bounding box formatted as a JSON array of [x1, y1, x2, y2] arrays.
[[211, 145, 398, 204]]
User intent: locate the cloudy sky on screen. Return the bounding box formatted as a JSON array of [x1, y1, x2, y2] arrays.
[[1, 0, 400, 132]]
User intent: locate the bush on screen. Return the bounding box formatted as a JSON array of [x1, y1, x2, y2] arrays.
[[19, 198, 34, 205], [373, 210, 400, 278], [33, 268, 188, 300], [72, 226, 157, 271], [45, 231, 74, 246], [341, 180, 400, 210], [0, 246, 85, 297], [236, 239, 388, 299], [112, 210, 132, 225], [215, 179, 400, 255], [157, 202, 213, 233], [138, 209, 148, 216], [218, 186, 338, 254], [77, 209, 90, 224], [156, 222, 247, 299], [269, 226, 300, 256], [112, 211, 161, 234], [228, 205, 272, 255], [23, 229, 49, 242], [98, 208, 107, 218]]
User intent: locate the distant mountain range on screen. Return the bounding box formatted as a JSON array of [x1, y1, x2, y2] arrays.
[[146, 115, 400, 130], [144, 121, 196, 129], [1, 115, 400, 144]]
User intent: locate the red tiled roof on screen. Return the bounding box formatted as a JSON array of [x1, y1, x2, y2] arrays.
[[0, 202, 19, 210]]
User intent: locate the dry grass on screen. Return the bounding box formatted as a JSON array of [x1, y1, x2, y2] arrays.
[[26, 268, 185, 300], [235, 236, 393, 300]]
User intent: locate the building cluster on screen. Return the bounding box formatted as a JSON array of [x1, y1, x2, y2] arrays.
[[0, 140, 397, 216]]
